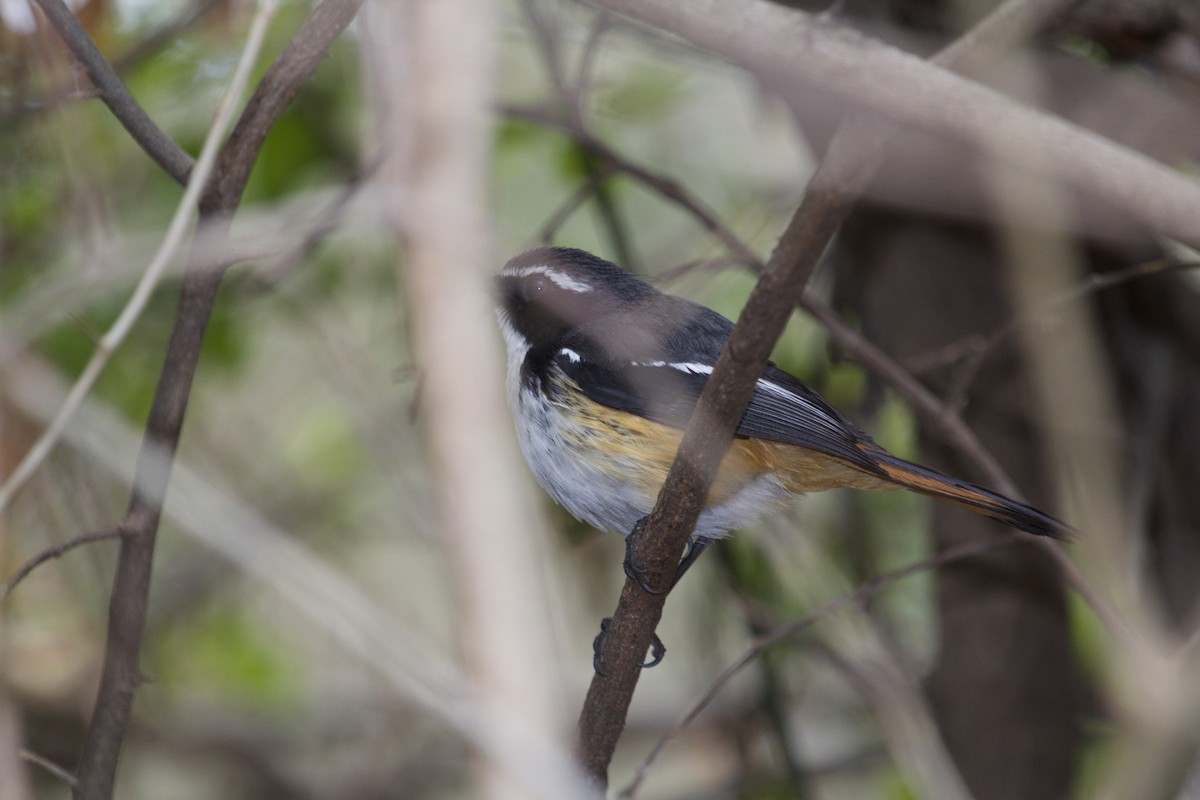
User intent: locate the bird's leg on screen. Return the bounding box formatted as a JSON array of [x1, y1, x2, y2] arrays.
[[673, 536, 712, 585], [607, 522, 712, 673], [623, 517, 713, 594], [592, 617, 666, 674], [622, 517, 666, 595]]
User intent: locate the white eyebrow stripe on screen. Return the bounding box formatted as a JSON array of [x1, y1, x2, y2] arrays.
[[558, 348, 582, 363], [500, 264, 594, 293]]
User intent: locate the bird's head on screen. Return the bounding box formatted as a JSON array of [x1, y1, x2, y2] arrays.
[[496, 247, 655, 350]]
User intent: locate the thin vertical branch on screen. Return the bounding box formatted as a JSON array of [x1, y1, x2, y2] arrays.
[[72, 1, 366, 797]]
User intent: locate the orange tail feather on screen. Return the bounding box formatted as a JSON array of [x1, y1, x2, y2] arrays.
[[870, 451, 1074, 540]]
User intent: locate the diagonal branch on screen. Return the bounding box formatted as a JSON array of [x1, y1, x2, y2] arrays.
[[503, 102, 763, 269], [32, 0, 195, 184], [576, 172, 846, 784]]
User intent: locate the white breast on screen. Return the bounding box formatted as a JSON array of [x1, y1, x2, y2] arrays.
[[497, 312, 788, 538]]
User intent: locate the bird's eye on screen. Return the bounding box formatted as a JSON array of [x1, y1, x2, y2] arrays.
[[528, 275, 550, 297]]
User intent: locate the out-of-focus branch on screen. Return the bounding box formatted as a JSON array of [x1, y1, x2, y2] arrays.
[[19, 748, 75, 789], [111, 0, 226, 74], [917, 257, 1198, 410], [1, 695, 33, 800], [0, 0, 225, 134], [587, 0, 1200, 250], [374, 0, 588, 797], [31, 0, 195, 184], [501, 103, 764, 269], [0, 527, 124, 601], [72, 2, 366, 797]]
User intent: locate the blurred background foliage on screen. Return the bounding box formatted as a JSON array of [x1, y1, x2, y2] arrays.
[[2, 0, 1199, 798]]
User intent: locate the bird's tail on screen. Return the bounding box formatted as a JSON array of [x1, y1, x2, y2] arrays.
[[869, 450, 1074, 540]]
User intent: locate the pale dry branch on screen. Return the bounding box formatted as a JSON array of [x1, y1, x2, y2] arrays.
[[0, 354, 472, 739], [373, 1, 590, 797], [587, 0, 1200, 248], [19, 749, 77, 788]]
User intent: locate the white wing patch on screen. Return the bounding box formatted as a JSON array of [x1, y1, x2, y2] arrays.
[[754, 376, 848, 439], [755, 377, 798, 399], [635, 360, 713, 375], [500, 264, 594, 293]]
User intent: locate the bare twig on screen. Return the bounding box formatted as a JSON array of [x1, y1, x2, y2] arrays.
[[0, 0, 224, 134], [798, 293, 1131, 643], [501, 103, 764, 270], [619, 537, 1012, 798], [111, 0, 226, 74], [250, 165, 378, 289], [31, 0, 194, 184], [20, 749, 78, 787], [538, 163, 614, 243], [1, 527, 124, 601], [934, 0, 1085, 67], [584, 148, 639, 269], [574, 12, 612, 104], [797, 294, 1020, 496], [0, 695, 31, 800], [520, 0, 571, 101]]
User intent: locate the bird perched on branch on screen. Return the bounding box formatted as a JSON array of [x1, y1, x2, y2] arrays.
[[496, 247, 1072, 584]]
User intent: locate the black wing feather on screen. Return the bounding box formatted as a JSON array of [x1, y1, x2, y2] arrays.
[[554, 353, 883, 476], [547, 298, 883, 476]]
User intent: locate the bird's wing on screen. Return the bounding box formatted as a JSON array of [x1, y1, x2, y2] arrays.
[[553, 351, 884, 476]]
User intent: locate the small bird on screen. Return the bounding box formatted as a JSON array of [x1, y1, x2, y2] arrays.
[[496, 247, 1071, 583]]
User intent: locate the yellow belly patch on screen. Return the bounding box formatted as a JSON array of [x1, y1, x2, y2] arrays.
[[551, 379, 892, 507]]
